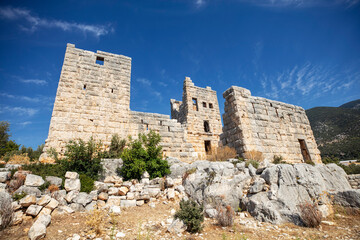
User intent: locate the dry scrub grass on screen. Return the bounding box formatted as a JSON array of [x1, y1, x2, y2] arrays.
[[299, 201, 322, 228], [216, 204, 235, 227], [86, 208, 106, 235], [0, 192, 13, 230], [48, 184, 59, 193], [208, 146, 237, 161], [244, 150, 264, 162], [7, 154, 31, 164], [8, 172, 26, 193]]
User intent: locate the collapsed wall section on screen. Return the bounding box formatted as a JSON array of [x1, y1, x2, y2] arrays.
[[170, 77, 222, 159], [221, 86, 321, 164]]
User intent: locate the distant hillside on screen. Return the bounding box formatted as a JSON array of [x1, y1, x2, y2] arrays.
[[340, 99, 360, 110], [306, 100, 360, 160]]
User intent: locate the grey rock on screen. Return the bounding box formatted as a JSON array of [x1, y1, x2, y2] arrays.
[[0, 171, 10, 183], [100, 158, 123, 180], [94, 181, 108, 192], [25, 174, 45, 187], [14, 186, 42, 197], [141, 171, 150, 179], [34, 214, 51, 227], [0, 192, 12, 228], [65, 171, 79, 179], [205, 208, 218, 218], [165, 177, 174, 188], [64, 179, 81, 192], [73, 192, 92, 207], [120, 199, 136, 207], [248, 164, 257, 177], [37, 195, 52, 206], [85, 201, 97, 212], [332, 189, 360, 208], [26, 205, 43, 216], [28, 223, 46, 240], [45, 176, 62, 187], [249, 178, 265, 194], [19, 194, 36, 207], [69, 203, 85, 212], [65, 190, 79, 203], [167, 218, 186, 234]]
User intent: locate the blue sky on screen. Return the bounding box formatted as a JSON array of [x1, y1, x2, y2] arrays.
[[0, 0, 359, 149]]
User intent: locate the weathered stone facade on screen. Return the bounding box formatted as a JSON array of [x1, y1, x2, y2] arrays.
[[41, 44, 197, 162], [347, 174, 360, 189], [220, 86, 321, 164], [170, 77, 223, 159], [42, 44, 321, 164]]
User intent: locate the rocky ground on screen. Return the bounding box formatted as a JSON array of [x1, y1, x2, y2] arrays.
[[1, 199, 359, 240]]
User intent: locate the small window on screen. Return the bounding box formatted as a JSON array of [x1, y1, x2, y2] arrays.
[[192, 98, 198, 111], [204, 120, 210, 133], [160, 121, 163, 126], [146, 124, 149, 130], [203, 102, 207, 108], [205, 141, 211, 154], [111, 89, 114, 93], [83, 84, 86, 90], [209, 103, 213, 109], [168, 126, 170, 132], [96, 56, 104, 65]]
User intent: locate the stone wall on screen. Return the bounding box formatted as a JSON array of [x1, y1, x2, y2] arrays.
[[41, 44, 196, 162], [221, 86, 321, 164], [347, 174, 360, 189], [170, 77, 223, 159]]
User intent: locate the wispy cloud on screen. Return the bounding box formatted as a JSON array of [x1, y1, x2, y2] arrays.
[[0, 106, 38, 117], [195, 0, 206, 7], [20, 79, 47, 85], [136, 78, 151, 86], [0, 92, 54, 104], [0, 6, 113, 37], [237, 0, 359, 8], [259, 63, 359, 103], [19, 121, 32, 127]]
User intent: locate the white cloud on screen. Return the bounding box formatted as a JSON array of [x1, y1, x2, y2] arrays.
[[0, 92, 42, 102], [0, 106, 38, 116], [0, 6, 113, 37], [19, 121, 32, 127], [195, 0, 206, 7], [20, 79, 47, 85], [136, 78, 152, 86], [259, 63, 360, 102]]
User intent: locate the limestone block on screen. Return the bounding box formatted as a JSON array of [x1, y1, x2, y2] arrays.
[[26, 205, 43, 217], [64, 179, 81, 192], [25, 174, 45, 187], [37, 195, 52, 206], [20, 194, 36, 207]]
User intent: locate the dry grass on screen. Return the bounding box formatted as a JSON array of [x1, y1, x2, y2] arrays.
[[244, 150, 264, 162], [299, 201, 322, 228], [207, 146, 237, 162], [86, 208, 106, 236], [48, 184, 60, 193], [216, 204, 235, 227], [0, 192, 13, 230], [8, 173, 26, 193], [6, 154, 31, 164]]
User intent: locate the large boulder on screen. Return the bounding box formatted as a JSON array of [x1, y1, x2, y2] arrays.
[[332, 189, 360, 208], [64, 179, 81, 192], [73, 192, 92, 207], [19, 194, 36, 207], [28, 223, 46, 240], [0, 171, 10, 183], [25, 174, 45, 187], [100, 158, 123, 180], [14, 186, 41, 197], [45, 176, 62, 187]]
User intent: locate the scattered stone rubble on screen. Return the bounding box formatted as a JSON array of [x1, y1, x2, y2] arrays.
[[0, 159, 359, 239]]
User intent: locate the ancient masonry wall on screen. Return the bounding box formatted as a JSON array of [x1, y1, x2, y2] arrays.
[[171, 77, 223, 159], [221, 86, 322, 164], [347, 174, 360, 189], [41, 44, 196, 162]]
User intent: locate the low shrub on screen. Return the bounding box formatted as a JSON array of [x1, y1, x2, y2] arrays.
[[80, 174, 95, 193], [174, 199, 204, 233], [22, 162, 66, 179], [8, 172, 26, 193], [39, 181, 50, 191], [86, 208, 105, 236], [339, 163, 360, 175], [12, 192, 27, 201], [273, 155, 285, 164], [299, 201, 322, 228], [245, 159, 259, 169], [101, 134, 126, 158], [207, 146, 237, 161], [0, 192, 13, 230], [216, 204, 235, 227], [244, 150, 264, 162]]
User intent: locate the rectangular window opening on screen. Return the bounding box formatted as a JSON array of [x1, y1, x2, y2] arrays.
[[204, 120, 210, 133], [111, 88, 114, 93], [202, 102, 207, 108], [205, 141, 211, 154], [146, 124, 149, 131], [83, 84, 86, 90], [168, 126, 170, 132], [209, 103, 213, 109], [160, 121, 163, 126], [192, 98, 199, 111], [96, 56, 104, 65]]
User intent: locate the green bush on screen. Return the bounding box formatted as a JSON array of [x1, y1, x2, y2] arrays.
[[174, 199, 204, 233], [80, 174, 95, 193], [60, 137, 103, 180], [340, 163, 360, 175], [273, 155, 285, 164], [22, 162, 66, 179], [119, 131, 170, 180], [39, 181, 50, 191], [245, 159, 259, 169], [101, 134, 126, 158], [13, 192, 27, 201]]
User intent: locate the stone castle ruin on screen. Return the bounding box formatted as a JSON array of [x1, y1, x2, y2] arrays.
[[41, 44, 321, 164]]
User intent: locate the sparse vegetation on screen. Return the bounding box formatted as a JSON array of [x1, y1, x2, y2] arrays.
[[102, 134, 126, 158], [207, 146, 237, 161], [79, 174, 95, 193], [22, 162, 66, 180], [244, 150, 264, 162], [245, 159, 259, 169], [273, 155, 285, 164], [119, 131, 170, 180], [216, 204, 235, 227], [12, 192, 27, 201], [299, 201, 322, 228], [174, 199, 204, 233], [39, 181, 50, 191], [48, 184, 59, 193], [86, 208, 106, 236]]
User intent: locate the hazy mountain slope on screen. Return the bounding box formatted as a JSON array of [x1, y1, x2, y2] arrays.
[[306, 102, 360, 160], [340, 99, 360, 110]]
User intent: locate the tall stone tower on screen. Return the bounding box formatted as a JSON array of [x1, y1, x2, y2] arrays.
[[41, 43, 132, 160], [171, 77, 223, 159]]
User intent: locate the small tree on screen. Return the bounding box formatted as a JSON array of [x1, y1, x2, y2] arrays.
[[102, 134, 126, 158], [174, 199, 204, 233]]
